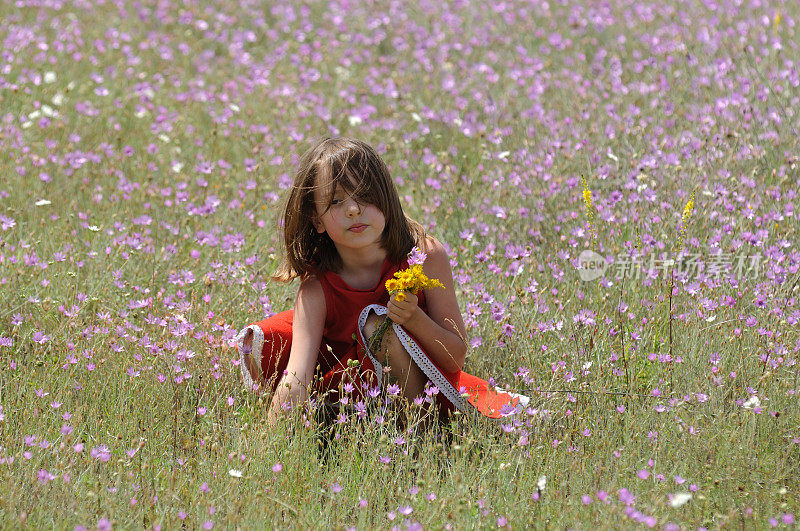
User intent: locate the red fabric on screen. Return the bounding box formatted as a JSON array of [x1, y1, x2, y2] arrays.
[[249, 310, 316, 394], [249, 256, 462, 408], [457, 372, 521, 419]]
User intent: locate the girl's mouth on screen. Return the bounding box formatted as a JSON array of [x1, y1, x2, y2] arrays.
[[348, 224, 367, 233]]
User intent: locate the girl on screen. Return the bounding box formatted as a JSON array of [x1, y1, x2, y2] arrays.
[[237, 137, 526, 423]]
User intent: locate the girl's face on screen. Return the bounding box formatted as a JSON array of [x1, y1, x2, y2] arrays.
[[312, 178, 386, 256]]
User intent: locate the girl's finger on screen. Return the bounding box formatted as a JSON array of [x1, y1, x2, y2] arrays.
[[393, 291, 415, 303]]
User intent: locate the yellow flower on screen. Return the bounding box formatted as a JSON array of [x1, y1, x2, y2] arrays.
[[676, 190, 696, 253], [682, 193, 694, 225], [581, 175, 597, 249], [394, 290, 406, 302], [386, 264, 444, 296], [581, 176, 593, 214]]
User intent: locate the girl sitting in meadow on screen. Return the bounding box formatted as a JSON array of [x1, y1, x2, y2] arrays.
[[237, 137, 526, 424]]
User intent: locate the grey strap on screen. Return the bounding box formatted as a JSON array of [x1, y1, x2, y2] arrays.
[[235, 325, 264, 391]]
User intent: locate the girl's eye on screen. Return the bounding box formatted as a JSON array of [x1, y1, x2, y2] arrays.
[[330, 194, 368, 207]]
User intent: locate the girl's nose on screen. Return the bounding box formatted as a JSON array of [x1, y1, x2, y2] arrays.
[[345, 198, 362, 216]]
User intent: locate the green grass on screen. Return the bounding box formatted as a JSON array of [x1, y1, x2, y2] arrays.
[[1, 0, 799, 528]]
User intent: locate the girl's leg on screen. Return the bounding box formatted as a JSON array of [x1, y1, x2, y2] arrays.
[[359, 305, 463, 425], [237, 311, 294, 393], [362, 312, 426, 402]]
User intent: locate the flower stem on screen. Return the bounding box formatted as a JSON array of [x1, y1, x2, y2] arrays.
[[368, 316, 393, 359]]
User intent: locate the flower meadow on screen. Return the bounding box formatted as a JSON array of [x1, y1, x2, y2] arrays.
[[1, 0, 799, 528]]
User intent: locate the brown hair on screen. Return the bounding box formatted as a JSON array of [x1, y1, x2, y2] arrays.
[[273, 137, 426, 281]]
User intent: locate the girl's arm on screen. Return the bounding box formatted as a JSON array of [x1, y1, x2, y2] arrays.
[[386, 237, 467, 374], [268, 276, 326, 425]]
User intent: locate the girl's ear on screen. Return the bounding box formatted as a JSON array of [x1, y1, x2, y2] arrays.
[[312, 215, 326, 234]]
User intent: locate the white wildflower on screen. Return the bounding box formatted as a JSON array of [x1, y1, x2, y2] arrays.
[[742, 396, 761, 409], [669, 492, 692, 508]]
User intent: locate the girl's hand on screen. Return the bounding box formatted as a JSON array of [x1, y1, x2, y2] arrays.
[[387, 290, 421, 327]]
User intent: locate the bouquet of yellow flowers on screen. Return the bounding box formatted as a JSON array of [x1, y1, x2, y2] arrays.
[[368, 249, 444, 355], [385, 264, 444, 302]]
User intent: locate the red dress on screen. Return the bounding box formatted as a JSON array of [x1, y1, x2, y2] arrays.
[[239, 257, 529, 419], [242, 257, 462, 407]]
